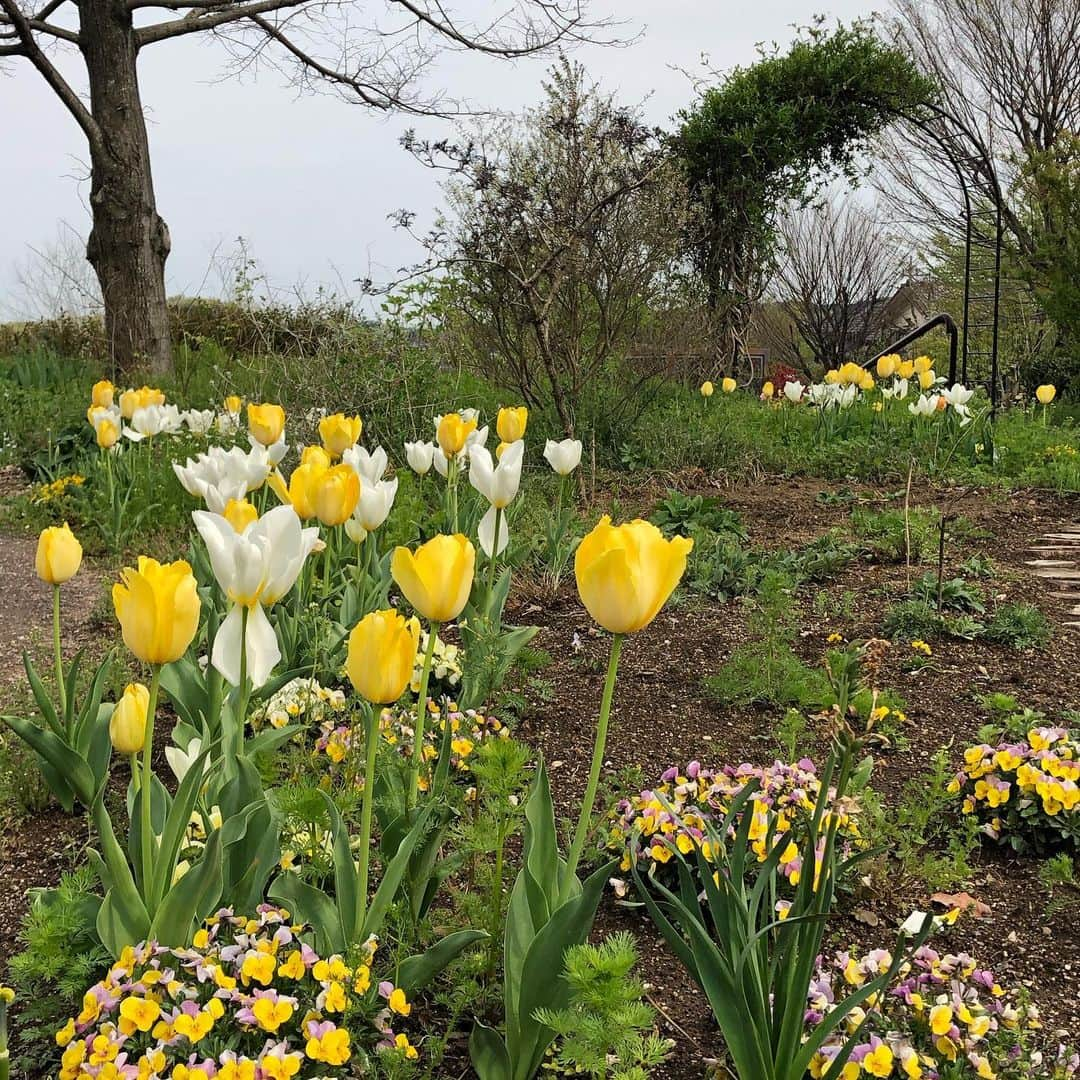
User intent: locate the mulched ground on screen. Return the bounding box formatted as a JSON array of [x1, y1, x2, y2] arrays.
[[0, 476, 1078, 1078]]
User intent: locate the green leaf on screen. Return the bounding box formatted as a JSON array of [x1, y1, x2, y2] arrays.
[[396, 930, 488, 995], [321, 792, 358, 941], [362, 803, 435, 941], [150, 829, 224, 947], [469, 1022, 512, 1080], [1, 714, 95, 807], [23, 652, 62, 738], [268, 873, 345, 954]]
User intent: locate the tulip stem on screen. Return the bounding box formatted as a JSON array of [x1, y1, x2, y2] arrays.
[[140, 664, 162, 901], [52, 585, 67, 728], [355, 702, 379, 939], [563, 632, 623, 899], [485, 507, 502, 619], [407, 621, 440, 813], [232, 606, 250, 762]]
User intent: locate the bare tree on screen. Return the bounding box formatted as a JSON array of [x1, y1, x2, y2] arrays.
[[9, 221, 102, 320], [764, 201, 913, 370], [881, 0, 1080, 255], [0, 0, 605, 373], [397, 59, 683, 437]]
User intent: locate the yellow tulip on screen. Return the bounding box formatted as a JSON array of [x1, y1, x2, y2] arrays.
[[824, 369, 840, 384], [897, 360, 915, 379], [346, 609, 420, 704], [109, 683, 149, 754], [247, 403, 286, 447], [761, 381, 775, 399], [223, 498, 258, 533], [496, 406, 528, 443], [700, 381, 714, 398], [437, 413, 477, 457], [1036, 384, 1056, 404], [913, 355, 933, 374], [119, 386, 165, 419], [575, 516, 693, 634], [91, 379, 114, 409], [876, 355, 897, 379], [301, 445, 333, 471], [859, 371, 875, 391], [312, 464, 360, 527], [918, 369, 936, 390], [268, 462, 324, 520], [112, 556, 201, 665], [319, 413, 363, 458], [96, 418, 119, 450], [35, 523, 82, 585], [721, 377, 736, 393], [224, 394, 243, 414], [391, 534, 475, 622]]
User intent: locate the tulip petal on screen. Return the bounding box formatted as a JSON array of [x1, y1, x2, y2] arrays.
[[211, 603, 245, 687], [478, 505, 509, 557], [245, 602, 281, 688], [391, 547, 431, 617]]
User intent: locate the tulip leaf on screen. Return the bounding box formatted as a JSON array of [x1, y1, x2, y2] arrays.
[[97, 888, 151, 960], [469, 1022, 512, 1080], [151, 747, 213, 908], [321, 792, 358, 941], [395, 929, 488, 995], [22, 653, 63, 738], [1, 714, 94, 807], [245, 724, 304, 758], [150, 829, 223, 947], [361, 802, 435, 942], [268, 873, 345, 955]]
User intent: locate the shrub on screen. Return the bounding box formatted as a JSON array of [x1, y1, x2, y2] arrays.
[[950, 725, 1080, 851]]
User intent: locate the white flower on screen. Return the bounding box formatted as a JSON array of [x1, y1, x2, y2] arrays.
[[165, 737, 207, 783], [908, 393, 942, 417], [433, 447, 450, 477], [466, 425, 488, 451], [192, 504, 319, 687], [251, 432, 287, 467], [343, 444, 388, 486], [174, 444, 271, 513], [353, 476, 398, 533], [405, 440, 435, 476], [182, 409, 215, 436], [469, 440, 523, 509], [783, 380, 805, 403], [837, 385, 858, 409], [124, 403, 183, 441], [543, 438, 583, 476], [478, 505, 509, 557], [215, 411, 240, 436], [881, 378, 910, 400]]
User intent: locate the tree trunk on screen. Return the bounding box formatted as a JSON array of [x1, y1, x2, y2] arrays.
[[81, 0, 172, 375]]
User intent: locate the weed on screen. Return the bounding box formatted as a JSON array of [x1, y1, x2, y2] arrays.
[[982, 603, 1051, 650], [649, 490, 747, 540]]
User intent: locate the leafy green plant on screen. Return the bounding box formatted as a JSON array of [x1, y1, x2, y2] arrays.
[[1040, 853, 1080, 916], [851, 507, 938, 563], [911, 572, 985, 613], [534, 932, 672, 1080], [982, 603, 1051, 650], [882, 599, 984, 642], [650, 490, 747, 540]]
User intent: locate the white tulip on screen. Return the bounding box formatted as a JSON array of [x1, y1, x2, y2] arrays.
[[344, 518, 367, 544], [192, 504, 319, 687], [165, 737, 206, 783], [250, 432, 287, 467], [433, 447, 450, 477], [174, 444, 271, 513], [881, 378, 910, 400], [783, 380, 805, 403], [466, 425, 488, 451], [405, 440, 435, 476], [344, 444, 388, 486], [353, 476, 398, 532], [215, 411, 240, 435], [837, 385, 858, 409], [543, 438, 583, 476], [478, 505, 509, 557], [124, 403, 182, 441], [941, 383, 974, 408], [908, 393, 941, 417], [469, 440, 523, 509], [182, 409, 215, 436]]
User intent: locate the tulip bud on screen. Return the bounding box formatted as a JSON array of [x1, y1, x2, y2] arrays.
[[312, 464, 360, 527], [224, 395, 243, 415], [897, 360, 915, 379], [391, 534, 475, 622], [113, 557, 201, 665], [247, 403, 286, 447], [1036, 384, 1056, 405], [761, 381, 775, 400], [301, 445, 333, 471], [700, 381, 714, 398], [575, 516, 692, 634], [543, 438, 582, 476], [918, 369, 936, 390], [91, 380, 114, 409], [223, 498, 258, 533], [876, 355, 897, 379], [347, 609, 420, 704], [496, 406, 528, 444], [913, 355, 933, 374], [96, 418, 119, 450], [721, 377, 736, 393], [110, 682, 149, 754], [36, 523, 82, 585], [319, 413, 363, 458], [859, 371, 874, 391], [436, 413, 477, 458], [405, 441, 436, 476]]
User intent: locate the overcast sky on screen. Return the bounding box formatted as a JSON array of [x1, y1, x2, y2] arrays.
[[2, 0, 875, 316]]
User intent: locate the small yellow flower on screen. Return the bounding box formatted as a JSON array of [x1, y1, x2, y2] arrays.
[[388, 987, 411, 1016]]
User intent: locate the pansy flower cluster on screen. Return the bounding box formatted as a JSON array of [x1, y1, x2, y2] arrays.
[[55, 905, 420, 1080], [249, 678, 346, 733], [314, 701, 507, 790], [410, 630, 462, 699], [32, 473, 86, 504], [949, 726, 1080, 849], [609, 759, 862, 889], [806, 944, 1076, 1079]]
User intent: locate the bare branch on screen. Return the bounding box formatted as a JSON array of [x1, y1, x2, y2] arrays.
[[136, 0, 306, 45]]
